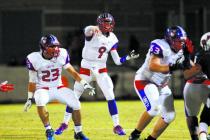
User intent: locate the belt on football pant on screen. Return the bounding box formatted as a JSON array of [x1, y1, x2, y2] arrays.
[[40, 85, 66, 90], [79, 67, 108, 76]]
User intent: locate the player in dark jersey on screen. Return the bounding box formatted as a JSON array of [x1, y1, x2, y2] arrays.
[[183, 32, 210, 140]]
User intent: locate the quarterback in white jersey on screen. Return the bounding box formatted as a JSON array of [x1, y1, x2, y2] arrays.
[[55, 13, 139, 136], [129, 26, 191, 140], [23, 34, 95, 140]]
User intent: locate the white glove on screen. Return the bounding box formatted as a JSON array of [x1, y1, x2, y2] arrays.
[[207, 95, 210, 108], [23, 92, 33, 112], [23, 98, 32, 112], [169, 49, 184, 64], [80, 80, 96, 96], [126, 50, 139, 60]]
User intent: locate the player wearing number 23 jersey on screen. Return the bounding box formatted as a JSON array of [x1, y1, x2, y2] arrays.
[[55, 13, 140, 136], [24, 34, 94, 140]]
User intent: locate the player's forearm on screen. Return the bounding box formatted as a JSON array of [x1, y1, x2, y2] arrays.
[[149, 63, 170, 73], [110, 50, 123, 65], [65, 66, 82, 82]]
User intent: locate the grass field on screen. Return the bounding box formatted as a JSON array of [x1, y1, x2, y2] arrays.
[[0, 100, 208, 140]]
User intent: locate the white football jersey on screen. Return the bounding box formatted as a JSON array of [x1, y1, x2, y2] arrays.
[[82, 26, 119, 64], [136, 39, 178, 86], [26, 48, 70, 89]]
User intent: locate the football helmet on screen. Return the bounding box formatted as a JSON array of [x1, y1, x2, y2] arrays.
[[200, 32, 210, 51], [97, 13, 115, 33], [40, 34, 60, 58], [165, 26, 187, 52]]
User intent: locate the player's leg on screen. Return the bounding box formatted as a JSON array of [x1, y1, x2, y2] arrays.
[[55, 74, 92, 135], [129, 80, 160, 140], [199, 105, 210, 140], [34, 89, 55, 140], [96, 73, 126, 135], [57, 87, 89, 140], [184, 83, 204, 140], [146, 86, 175, 140]]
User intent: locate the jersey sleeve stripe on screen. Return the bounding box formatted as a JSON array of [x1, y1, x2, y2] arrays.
[[111, 43, 119, 51]]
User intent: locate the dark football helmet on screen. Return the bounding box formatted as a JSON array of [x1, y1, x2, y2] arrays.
[[97, 13, 115, 33], [40, 34, 60, 58], [165, 26, 187, 52], [200, 32, 210, 51]]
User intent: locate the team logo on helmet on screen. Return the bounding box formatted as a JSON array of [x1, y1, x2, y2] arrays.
[[200, 32, 210, 51]]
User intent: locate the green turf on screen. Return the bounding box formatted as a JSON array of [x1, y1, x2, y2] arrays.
[[0, 100, 208, 140]]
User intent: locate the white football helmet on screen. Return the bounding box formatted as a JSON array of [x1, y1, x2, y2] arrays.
[[200, 32, 210, 51]]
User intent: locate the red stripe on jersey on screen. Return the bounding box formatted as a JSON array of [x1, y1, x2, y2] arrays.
[[134, 80, 149, 90], [80, 68, 90, 76], [110, 48, 117, 51]]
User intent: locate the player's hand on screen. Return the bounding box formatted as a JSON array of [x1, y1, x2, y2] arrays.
[[0, 81, 14, 92], [207, 94, 210, 108], [80, 80, 96, 96], [169, 49, 184, 65], [84, 83, 96, 96], [23, 98, 33, 112], [126, 50, 140, 60]]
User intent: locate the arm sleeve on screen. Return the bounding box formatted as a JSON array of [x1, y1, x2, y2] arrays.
[[110, 43, 128, 65]]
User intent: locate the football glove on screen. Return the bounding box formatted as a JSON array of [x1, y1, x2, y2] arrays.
[[207, 94, 210, 108], [23, 98, 33, 112], [23, 92, 33, 112], [0, 81, 14, 92], [126, 50, 140, 60], [80, 80, 96, 96]]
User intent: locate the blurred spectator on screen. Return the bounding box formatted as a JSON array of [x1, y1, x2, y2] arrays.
[[65, 28, 84, 66], [129, 35, 140, 53]]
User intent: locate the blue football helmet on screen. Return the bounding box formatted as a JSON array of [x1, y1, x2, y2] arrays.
[[40, 34, 60, 58], [165, 26, 187, 52]]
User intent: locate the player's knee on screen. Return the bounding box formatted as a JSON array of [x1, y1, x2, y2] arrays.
[[104, 90, 115, 100], [147, 105, 161, 117], [71, 101, 81, 111], [163, 112, 176, 123]]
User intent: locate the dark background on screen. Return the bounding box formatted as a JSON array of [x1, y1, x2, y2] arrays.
[[0, 0, 209, 102]]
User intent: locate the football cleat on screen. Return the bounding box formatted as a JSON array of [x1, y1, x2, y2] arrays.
[[74, 132, 89, 140], [113, 125, 126, 135], [46, 129, 55, 140], [128, 133, 140, 140], [55, 123, 68, 135]]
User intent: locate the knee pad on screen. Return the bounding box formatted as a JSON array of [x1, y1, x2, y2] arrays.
[[148, 105, 161, 117], [162, 112, 176, 123]]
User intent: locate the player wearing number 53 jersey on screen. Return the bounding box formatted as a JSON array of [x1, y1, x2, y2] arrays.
[[129, 26, 191, 140], [55, 13, 139, 136], [24, 34, 95, 140]]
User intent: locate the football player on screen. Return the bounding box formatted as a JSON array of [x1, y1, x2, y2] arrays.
[[0, 81, 14, 92], [55, 12, 139, 136], [23, 34, 95, 140], [183, 32, 210, 140], [129, 26, 191, 140]]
